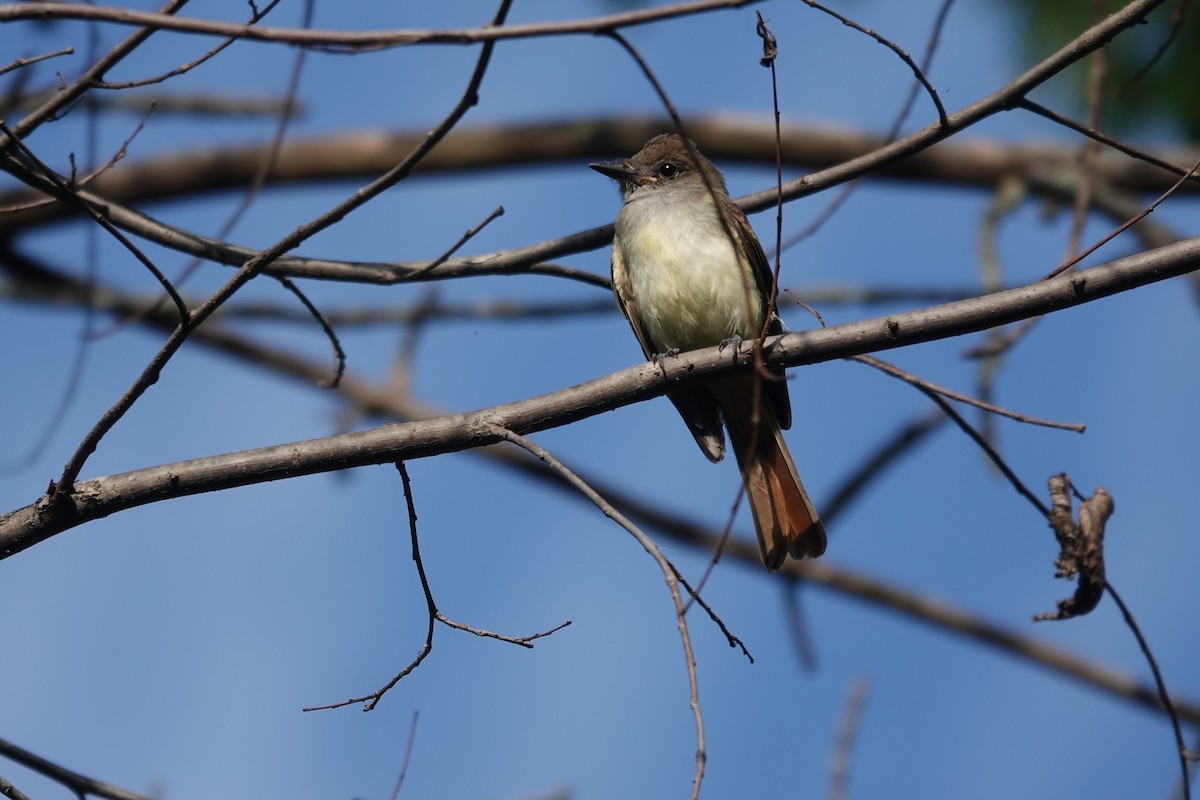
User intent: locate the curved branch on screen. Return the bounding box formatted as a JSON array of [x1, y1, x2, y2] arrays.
[[0, 0, 758, 49], [0, 151, 610, 287], [0, 0, 1180, 289], [791, 557, 1200, 726], [3, 117, 1196, 233], [45, 0, 514, 496], [740, 0, 1171, 212], [3, 235, 1197, 558], [6, 250, 1199, 734]]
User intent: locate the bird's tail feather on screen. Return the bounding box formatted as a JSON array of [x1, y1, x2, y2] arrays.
[[724, 396, 826, 570]]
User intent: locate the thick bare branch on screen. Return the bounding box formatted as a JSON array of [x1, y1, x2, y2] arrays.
[[1, 117, 1194, 235], [6, 248, 1196, 741], [3, 235, 1197, 557], [0, 1, 1183, 295]]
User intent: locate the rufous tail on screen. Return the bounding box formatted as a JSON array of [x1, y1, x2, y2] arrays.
[[725, 398, 826, 570]]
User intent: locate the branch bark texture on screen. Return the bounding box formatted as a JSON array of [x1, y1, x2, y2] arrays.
[[3, 236, 1197, 558]]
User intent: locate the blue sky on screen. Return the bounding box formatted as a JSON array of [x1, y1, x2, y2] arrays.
[[2, 1, 1198, 798]]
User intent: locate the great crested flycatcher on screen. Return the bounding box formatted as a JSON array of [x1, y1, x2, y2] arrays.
[[591, 134, 826, 569]]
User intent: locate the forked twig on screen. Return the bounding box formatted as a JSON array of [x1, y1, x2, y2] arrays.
[[47, 0, 517, 497], [0, 122, 188, 323], [95, 0, 287, 89], [303, 461, 568, 713]]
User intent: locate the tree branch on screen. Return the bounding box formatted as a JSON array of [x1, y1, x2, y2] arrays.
[[0, 0, 758, 49], [2, 117, 1194, 234], [0, 0, 1183, 288], [3, 235, 1197, 557]]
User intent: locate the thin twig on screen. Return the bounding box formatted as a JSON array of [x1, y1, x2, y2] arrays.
[[389, 710, 420, 800], [972, 174, 1025, 439], [0, 92, 157, 470], [95, 0, 286, 89], [6, 0, 191, 141], [756, 10, 787, 377], [1108, 584, 1191, 800], [673, 562, 753, 662], [918, 382, 1050, 517], [1046, 150, 1200, 279], [272, 274, 346, 388], [411, 205, 506, 277], [1064, 16, 1108, 262], [302, 461, 437, 713], [490, 425, 707, 800], [1017, 99, 1200, 182], [435, 615, 571, 648], [0, 47, 74, 78], [829, 678, 870, 800], [303, 459, 568, 713], [799, 0, 948, 127], [47, 0, 516, 496], [1114, 0, 1187, 97], [0, 103, 155, 215], [104, 0, 307, 337], [779, 0, 955, 249], [682, 482, 741, 617], [783, 579, 819, 670], [853, 354, 1086, 432], [684, 9, 789, 602], [381, 285, 440, 410], [0, 122, 189, 323]]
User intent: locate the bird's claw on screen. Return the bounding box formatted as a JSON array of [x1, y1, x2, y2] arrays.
[[653, 348, 682, 367], [718, 336, 744, 362]]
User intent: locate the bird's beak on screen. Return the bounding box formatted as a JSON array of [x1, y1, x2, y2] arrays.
[[590, 160, 643, 185]]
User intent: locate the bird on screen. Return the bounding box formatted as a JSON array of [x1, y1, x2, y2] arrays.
[[591, 134, 826, 569]]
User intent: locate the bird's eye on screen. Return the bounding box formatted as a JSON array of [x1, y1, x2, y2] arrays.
[[658, 163, 679, 178]]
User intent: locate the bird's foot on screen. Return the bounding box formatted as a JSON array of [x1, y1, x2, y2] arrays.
[[653, 348, 682, 368], [718, 335, 744, 362]]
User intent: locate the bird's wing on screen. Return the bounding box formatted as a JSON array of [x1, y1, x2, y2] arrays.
[[720, 194, 793, 431]]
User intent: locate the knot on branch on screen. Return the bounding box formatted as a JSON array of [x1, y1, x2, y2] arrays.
[[1035, 473, 1114, 622]]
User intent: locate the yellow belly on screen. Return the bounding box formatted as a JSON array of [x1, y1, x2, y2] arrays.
[[617, 196, 763, 354]]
